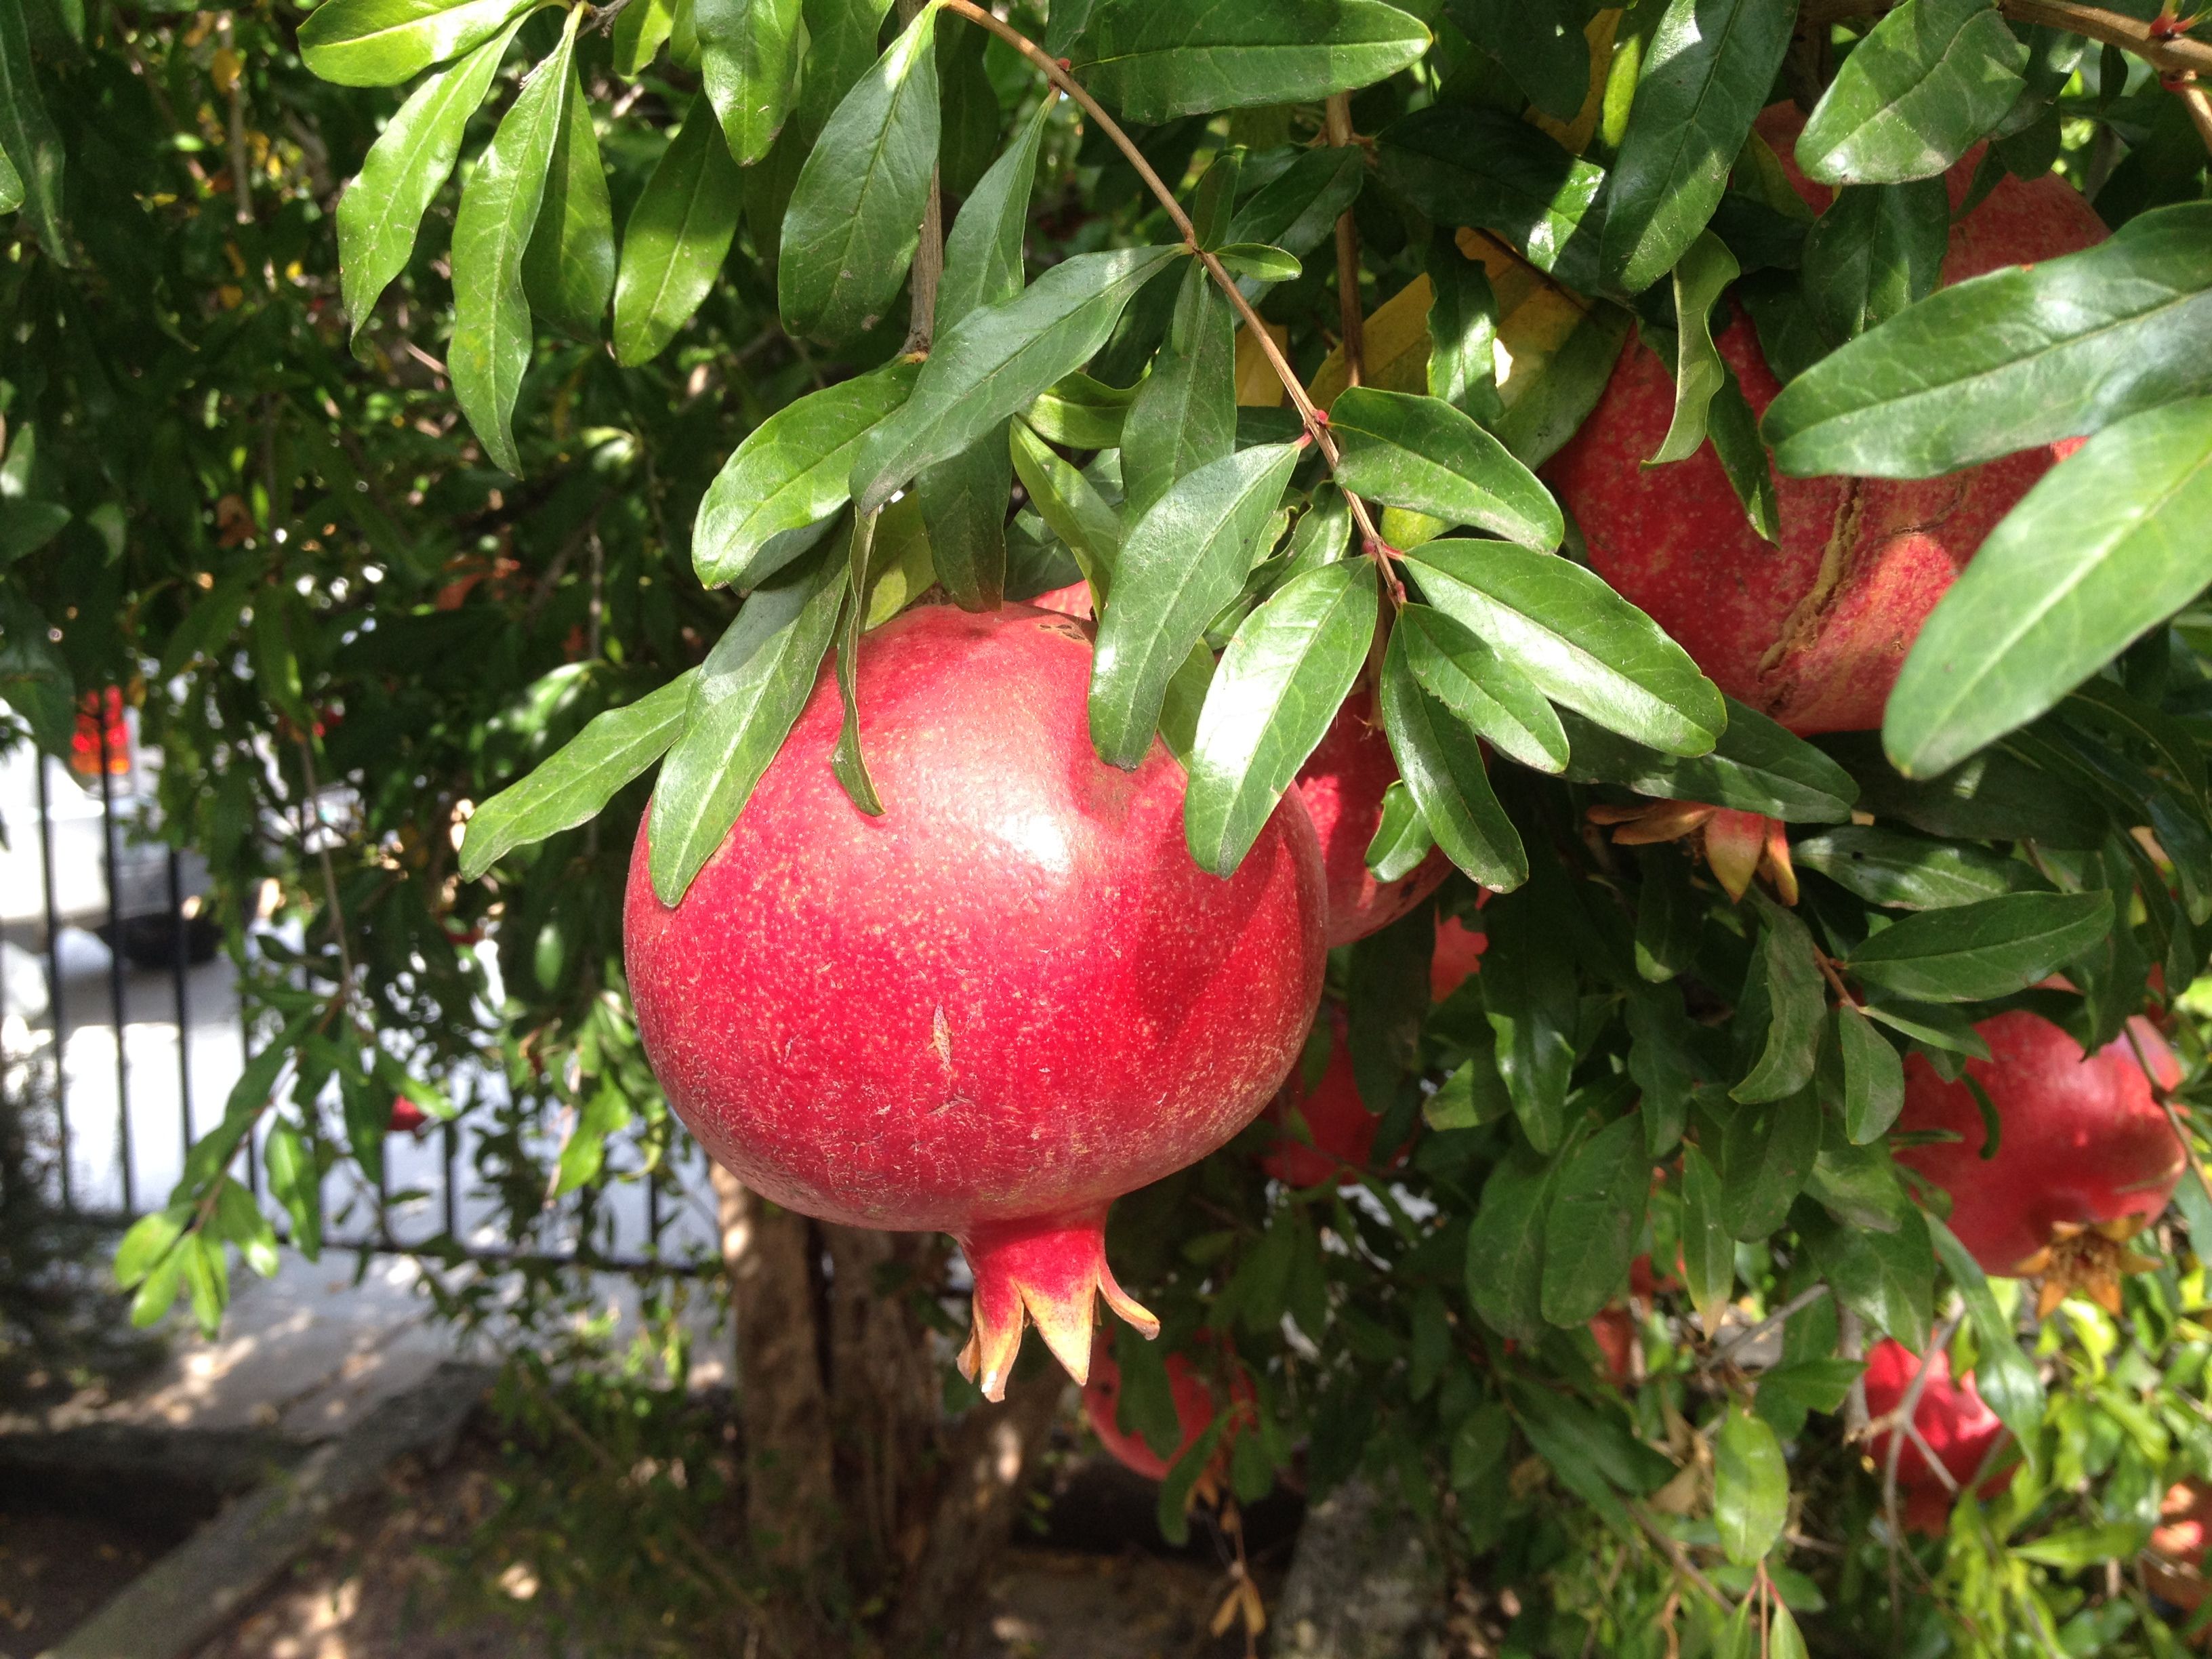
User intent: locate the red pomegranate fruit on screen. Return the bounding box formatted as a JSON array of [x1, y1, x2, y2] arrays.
[[1030, 580, 1094, 619], [1083, 1336, 1254, 1484], [1863, 1338, 2010, 1534], [1261, 1003, 1393, 1187], [388, 1096, 430, 1135], [1294, 688, 1452, 944], [1545, 104, 2108, 735], [1431, 911, 1488, 1001], [1893, 1011, 2183, 1314], [623, 603, 1328, 1398], [2149, 1480, 2212, 1625]]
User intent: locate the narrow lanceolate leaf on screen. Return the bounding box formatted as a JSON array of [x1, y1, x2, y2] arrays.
[[1404, 540, 1725, 756], [1735, 895, 1824, 1105], [1122, 266, 1236, 519], [1599, 0, 1797, 295], [613, 0, 675, 75], [1445, 0, 1591, 121], [1792, 825, 2038, 909], [1557, 697, 1858, 821], [1226, 144, 1365, 268], [1929, 1217, 2044, 1455], [1010, 422, 1121, 599], [1541, 1115, 1648, 1327], [521, 57, 617, 338], [1376, 106, 1607, 295], [1680, 1145, 1733, 1333], [1837, 1003, 1906, 1143], [1069, 0, 1431, 122], [1649, 233, 1738, 465], [649, 557, 846, 903], [1714, 1409, 1788, 1565], [337, 19, 525, 337], [613, 94, 745, 365], [1845, 890, 2116, 1002], [1477, 880, 1578, 1149], [1396, 605, 1568, 775], [1187, 561, 1378, 876], [1380, 628, 1529, 891], [1764, 202, 2212, 478], [1884, 398, 2212, 778], [462, 672, 697, 879], [449, 10, 578, 476], [777, 15, 938, 340], [1796, 0, 2027, 186], [1706, 367, 1779, 541], [693, 359, 918, 589], [916, 428, 1010, 610], [851, 245, 1187, 512], [830, 512, 884, 814], [1427, 233, 1502, 425], [1089, 442, 1302, 768], [1330, 389, 1563, 550], [1368, 781, 1436, 882], [1801, 178, 1948, 344], [935, 98, 1050, 331], [697, 0, 804, 165], [300, 0, 539, 86], [1466, 1152, 1556, 1341], [0, 0, 68, 260]]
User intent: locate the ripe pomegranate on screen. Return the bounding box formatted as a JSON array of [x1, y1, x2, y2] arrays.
[[1083, 1335, 1254, 1484], [623, 604, 1328, 1397], [1294, 688, 1452, 944], [1589, 1307, 1636, 1385], [1893, 1010, 2183, 1313], [2149, 1480, 2212, 1626], [1261, 1002, 1395, 1187], [388, 1096, 430, 1135], [1031, 580, 1093, 619], [1863, 1338, 2010, 1534], [1430, 910, 1488, 1000], [1544, 104, 2108, 735]]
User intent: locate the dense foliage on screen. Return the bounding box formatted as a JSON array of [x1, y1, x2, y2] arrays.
[[9, 0, 2212, 1650]]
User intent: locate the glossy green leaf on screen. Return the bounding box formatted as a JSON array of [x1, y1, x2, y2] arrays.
[[1187, 560, 1378, 876], [1330, 388, 1563, 550], [0, 140, 21, 215], [1705, 364, 1779, 541], [1443, 0, 1591, 121], [1376, 106, 1607, 295], [693, 359, 918, 589], [778, 13, 938, 340], [1764, 202, 2212, 479], [0, 591, 73, 755], [1541, 1115, 1649, 1326], [1477, 876, 1578, 1151], [1368, 779, 1437, 883], [1009, 420, 1121, 596], [1226, 144, 1365, 272], [1465, 1149, 1556, 1341], [1427, 232, 1503, 426], [613, 94, 745, 366], [1122, 266, 1236, 518], [300, 0, 539, 87], [1649, 233, 1738, 465], [1885, 398, 2212, 778], [1736, 896, 1825, 1104], [648, 556, 846, 903], [1023, 373, 1134, 449], [449, 8, 578, 476], [1797, 0, 2027, 186], [1213, 242, 1300, 282], [1069, 0, 1430, 122], [697, 0, 803, 165], [936, 98, 1050, 329], [852, 245, 1187, 511], [1680, 1144, 1733, 1330], [337, 18, 524, 338], [1715, 1408, 1787, 1565], [1715, 1091, 1820, 1241], [1089, 441, 1300, 767], [613, 0, 676, 74], [1845, 890, 2116, 1002], [1396, 604, 1568, 774], [830, 511, 884, 815], [1404, 539, 1725, 756], [1801, 178, 1948, 344], [521, 56, 616, 338], [1599, 0, 1796, 295], [262, 1124, 323, 1261], [1494, 303, 1634, 470], [915, 427, 1010, 610], [1380, 627, 1530, 893], [1792, 825, 2036, 909], [1558, 698, 1856, 821], [1803, 1204, 1932, 1351], [1929, 1216, 2043, 1454], [462, 672, 696, 879], [1835, 1004, 1905, 1145]]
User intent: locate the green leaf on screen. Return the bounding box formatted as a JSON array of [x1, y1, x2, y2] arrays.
[[1494, 304, 1635, 470], [613, 94, 745, 366], [1156, 1415, 1231, 1547], [1122, 266, 1236, 519], [1706, 365, 1780, 541], [1396, 604, 1567, 775], [1716, 1092, 1820, 1241], [916, 428, 1010, 611], [1885, 398, 2212, 778], [262, 1124, 323, 1261], [1187, 560, 1378, 876], [1599, 0, 1797, 295], [1426, 232, 1503, 426], [1714, 1408, 1787, 1565], [1466, 1149, 1557, 1340], [0, 0, 59, 261], [1380, 627, 1530, 892], [114, 1205, 191, 1289], [1844, 890, 2116, 1002], [1368, 780, 1437, 884], [1791, 825, 2037, 909], [1648, 234, 1740, 465], [1444, 0, 1591, 121], [1734, 897, 1825, 1105], [1763, 202, 2212, 479], [1023, 372, 1134, 449], [461, 672, 696, 879], [1477, 879, 1578, 1152], [1329, 388, 1563, 551], [1837, 1003, 1906, 1144], [852, 245, 1187, 512], [337, 18, 525, 339], [936, 99, 1047, 329], [1930, 1215, 2043, 1455], [697, 0, 803, 165], [1557, 698, 1857, 821], [1803, 1203, 1932, 1351], [693, 360, 918, 590], [1376, 106, 1607, 296], [648, 556, 846, 903], [613, 0, 676, 74], [1542, 1115, 1650, 1326], [1088, 440, 1301, 769], [1226, 144, 1365, 271], [521, 55, 617, 338], [1069, 0, 1430, 122], [777, 13, 938, 340], [449, 11, 580, 476], [1403, 540, 1725, 756], [1680, 1144, 1734, 1330], [0, 138, 20, 216], [0, 590, 73, 755], [830, 511, 884, 814], [1796, 0, 2028, 186], [300, 0, 539, 87], [1213, 242, 1300, 282], [1009, 420, 1122, 596], [2011, 1524, 2153, 1572], [1801, 178, 1948, 344]]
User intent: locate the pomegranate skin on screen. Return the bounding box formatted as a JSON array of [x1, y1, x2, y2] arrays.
[[1431, 910, 1488, 1001], [1543, 105, 2108, 736], [624, 603, 1328, 1395], [1864, 1338, 2009, 1533], [1261, 1004, 1387, 1187], [1893, 1011, 2184, 1277], [1083, 1339, 1252, 1482], [1294, 689, 1452, 944]]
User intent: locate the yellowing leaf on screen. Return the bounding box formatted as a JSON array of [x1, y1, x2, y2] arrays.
[[1233, 321, 1289, 407]]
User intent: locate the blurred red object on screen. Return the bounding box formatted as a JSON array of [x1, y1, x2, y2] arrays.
[[68, 687, 132, 777]]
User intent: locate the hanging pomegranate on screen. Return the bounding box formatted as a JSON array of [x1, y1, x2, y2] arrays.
[[1431, 909, 1488, 1001], [1082, 1335, 1254, 1487], [1261, 1002, 1396, 1188], [1294, 688, 1452, 944], [1862, 1337, 2011, 1534]]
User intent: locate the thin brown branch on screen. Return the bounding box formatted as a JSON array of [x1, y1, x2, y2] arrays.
[[2176, 78, 2212, 157], [1324, 94, 1365, 389], [1714, 1283, 1830, 1368], [1629, 1500, 1737, 1614], [295, 735, 356, 1003]]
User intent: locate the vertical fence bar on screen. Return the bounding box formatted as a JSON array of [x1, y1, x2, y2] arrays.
[[36, 753, 72, 1212], [96, 706, 134, 1216], [168, 848, 193, 1159], [443, 1115, 459, 1241]]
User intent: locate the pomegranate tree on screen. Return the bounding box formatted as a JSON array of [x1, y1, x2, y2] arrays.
[[624, 603, 1328, 1398], [1863, 1338, 2010, 1534], [1294, 687, 1452, 944], [1544, 104, 2108, 735]]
